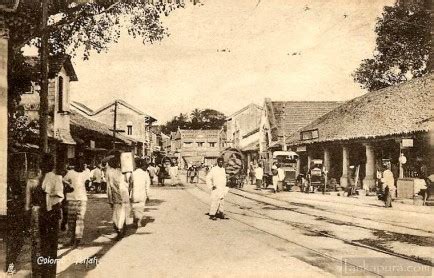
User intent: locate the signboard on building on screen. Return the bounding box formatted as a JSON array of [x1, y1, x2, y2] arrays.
[[296, 145, 307, 152], [402, 139, 413, 148]]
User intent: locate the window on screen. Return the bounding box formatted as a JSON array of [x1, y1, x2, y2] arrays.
[[183, 141, 193, 147], [209, 142, 216, 147], [127, 125, 133, 135], [300, 129, 319, 141], [197, 142, 204, 147], [58, 76, 64, 112]]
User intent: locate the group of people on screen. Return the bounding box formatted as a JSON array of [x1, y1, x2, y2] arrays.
[[247, 162, 285, 193], [21, 151, 154, 277]]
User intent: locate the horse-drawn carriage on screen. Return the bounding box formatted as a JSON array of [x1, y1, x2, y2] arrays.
[[221, 148, 246, 188]]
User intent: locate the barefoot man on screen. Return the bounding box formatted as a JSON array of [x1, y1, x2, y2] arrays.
[[206, 157, 229, 220]]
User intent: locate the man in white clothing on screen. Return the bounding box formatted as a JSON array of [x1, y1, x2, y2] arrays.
[[206, 158, 228, 220], [131, 158, 151, 228]]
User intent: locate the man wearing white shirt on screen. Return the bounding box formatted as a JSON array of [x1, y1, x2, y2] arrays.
[[277, 163, 285, 192], [206, 158, 228, 220], [131, 159, 151, 228], [254, 163, 264, 190]]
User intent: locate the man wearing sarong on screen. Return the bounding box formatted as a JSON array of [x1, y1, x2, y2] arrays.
[[381, 164, 396, 208], [63, 158, 88, 247], [206, 158, 228, 220], [106, 152, 131, 240], [130, 159, 151, 228]]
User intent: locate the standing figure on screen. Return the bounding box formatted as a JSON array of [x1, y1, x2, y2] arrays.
[[254, 163, 264, 190], [168, 162, 179, 186], [147, 163, 156, 185], [26, 154, 64, 277], [91, 163, 103, 193], [106, 152, 131, 240], [63, 158, 88, 247], [277, 163, 285, 192], [130, 159, 151, 228], [206, 158, 228, 220], [381, 164, 396, 208], [271, 165, 278, 193]]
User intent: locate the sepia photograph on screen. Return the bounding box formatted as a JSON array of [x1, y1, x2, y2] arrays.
[[0, 0, 433, 277]]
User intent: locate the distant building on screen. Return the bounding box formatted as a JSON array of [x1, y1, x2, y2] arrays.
[[71, 99, 156, 157], [225, 103, 263, 166], [172, 128, 222, 168]]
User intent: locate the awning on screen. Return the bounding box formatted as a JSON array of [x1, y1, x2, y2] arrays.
[[241, 141, 259, 152], [55, 128, 76, 145], [183, 156, 204, 165]]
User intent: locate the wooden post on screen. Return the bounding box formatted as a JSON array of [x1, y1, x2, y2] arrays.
[[112, 100, 117, 149]]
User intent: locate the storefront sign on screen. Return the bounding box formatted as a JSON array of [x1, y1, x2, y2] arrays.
[[401, 139, 413, 148], [296, 146, 306, 152]]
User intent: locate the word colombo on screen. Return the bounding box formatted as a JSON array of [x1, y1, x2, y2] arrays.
[[37, 256, 99, 266]]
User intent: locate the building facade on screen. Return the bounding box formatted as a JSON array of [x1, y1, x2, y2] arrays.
[[172, 129, 222, 168], [259, 98, 341, 174], [225, 103, 263, 166], [287, 74, 433, 195], [72, 99, 156, 157]]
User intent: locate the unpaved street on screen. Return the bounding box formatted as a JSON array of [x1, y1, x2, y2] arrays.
[[54, 176, 433, 277]]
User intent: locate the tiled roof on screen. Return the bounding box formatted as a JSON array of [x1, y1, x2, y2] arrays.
[[266, 100, 341, 141], [287, 74, 434, 145], [25, 55, 78, 81], [70, 111, 137, 144]]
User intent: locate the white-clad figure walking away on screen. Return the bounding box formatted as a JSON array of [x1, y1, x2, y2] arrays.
[[63, 158, 88, 247], [106, 151, 131, 240], [381, 164, 396, 208], [130, 158, 151, 228], [254, 163, 264, 190], [206, 158, 229, 220], [277, 163, 285, 192]]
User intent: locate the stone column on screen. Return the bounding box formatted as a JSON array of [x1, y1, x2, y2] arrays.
[[340, 145, 349, 188], [323, 147, 331, 172], [0, 27, 8, 216], [296, 157, 301, 176], [363, 143, 376, 191], [307, 152, 313, 170]]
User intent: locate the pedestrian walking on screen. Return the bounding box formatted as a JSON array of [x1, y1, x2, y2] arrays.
[[63, 158, 88, 247], [147, 163, 157, 185], [130, 158, 151, 228], [254, 162, 264, 190], [26, 154, 64, 277], [381, 164, 396, 208], [248, 162, 256, 185], [277, 163, 285, 191], [106, 152, 131, 240], [271, 165, 278, 193], [206, 158, 229, 220], [168, 162, 179, 186], [91, 163, 103, 193]]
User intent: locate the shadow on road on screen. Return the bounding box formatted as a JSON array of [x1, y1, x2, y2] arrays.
[[56, 195, 163, 277]]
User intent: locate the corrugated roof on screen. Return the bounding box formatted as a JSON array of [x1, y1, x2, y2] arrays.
[[92, 99, 156, 122], [70, 111, 137, 145], [265, 100, 341, 141], [287, 74, 434, 145]]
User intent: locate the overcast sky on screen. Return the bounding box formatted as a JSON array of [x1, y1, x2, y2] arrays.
[[70, 0, 393, 123]]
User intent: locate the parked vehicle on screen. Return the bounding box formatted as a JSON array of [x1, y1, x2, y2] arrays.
[[272, 151, 299, 190], [307, 159, 325, 192]]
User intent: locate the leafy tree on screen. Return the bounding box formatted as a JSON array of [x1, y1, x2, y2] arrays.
[[2, 0, 198, 145], [190, 108, 202, 129], [352, 1, 431, 92], [161, 109, 226, 133]]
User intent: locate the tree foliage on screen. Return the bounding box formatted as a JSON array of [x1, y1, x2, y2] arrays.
[[2, 0, 197, 145], [161, 109, 226, 134], [352, 1, 431, 92]]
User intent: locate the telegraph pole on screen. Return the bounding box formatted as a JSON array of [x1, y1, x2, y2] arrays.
[[112, 100, 118, 149], [39, 0, 49, 153]]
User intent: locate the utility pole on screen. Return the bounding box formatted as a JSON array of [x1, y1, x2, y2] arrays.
[[112, 100, 118, 149], [39, 0, 49, 153]]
